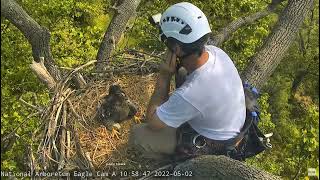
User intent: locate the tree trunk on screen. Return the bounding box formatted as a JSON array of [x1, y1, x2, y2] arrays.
[[242, 0, 314, 89], [172, 155, 281, 180], [96, 0, 141, 71]]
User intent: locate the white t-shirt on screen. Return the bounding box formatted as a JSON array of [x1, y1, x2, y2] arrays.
[[156, 45, 246, 140]]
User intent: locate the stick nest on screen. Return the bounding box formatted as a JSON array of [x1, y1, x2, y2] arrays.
[[26, 49, 179, 176], [73, 74, 158, 171]]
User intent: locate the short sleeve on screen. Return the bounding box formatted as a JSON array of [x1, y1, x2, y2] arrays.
[[156, 91, 201, 128]]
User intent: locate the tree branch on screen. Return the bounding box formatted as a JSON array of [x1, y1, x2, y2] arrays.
[[19, 96, 44, 112], [173, 155, 281, 179], [30, 57, 57, 90], [208, 0, 285, 46], [96, 0, 141, 71], [1, 0, 61, 81], [242, 0, 314, 89], [1, 0, 87, 89]]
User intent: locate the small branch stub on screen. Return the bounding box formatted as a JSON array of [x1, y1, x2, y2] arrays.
[[30, 57, 56, 90]]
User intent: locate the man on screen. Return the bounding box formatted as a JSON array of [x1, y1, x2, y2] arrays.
[[129, 2, 246, 159]]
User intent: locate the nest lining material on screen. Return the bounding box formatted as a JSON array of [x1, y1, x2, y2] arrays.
[[68, 74, 160, 171]]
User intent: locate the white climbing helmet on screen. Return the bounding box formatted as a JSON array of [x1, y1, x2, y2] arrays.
[[159, 2, 211, 44]]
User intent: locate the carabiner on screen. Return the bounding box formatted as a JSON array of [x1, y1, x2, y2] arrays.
[[192, 134, 206, 149]]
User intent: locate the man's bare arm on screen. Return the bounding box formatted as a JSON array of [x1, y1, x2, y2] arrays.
[[146, 50, 177, 130], [146, 73, 171, 130]]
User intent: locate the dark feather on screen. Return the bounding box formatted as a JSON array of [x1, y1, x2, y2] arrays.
[[97, 85, 138, 126]]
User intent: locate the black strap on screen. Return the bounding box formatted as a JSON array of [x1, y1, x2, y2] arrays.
[[224, 113, 254, 148]]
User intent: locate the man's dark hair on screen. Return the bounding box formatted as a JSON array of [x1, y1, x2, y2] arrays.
[[166, 33, 211, 57]]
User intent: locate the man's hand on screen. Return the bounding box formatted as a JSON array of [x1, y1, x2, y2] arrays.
[[145, 49, 177, 130], [159, 50, 177, 76]]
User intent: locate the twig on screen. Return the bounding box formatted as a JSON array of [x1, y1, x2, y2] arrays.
[[73, 131, 89, 169], [43, 149, 61, 164], [41, 88, 74, 168], [94, 151, 112, 160], [67, 100, 81, 119], [105, 129, 120, 153], [47, 100, 63, 138], [19, 97, 43, 112], [73, 124, 95, 172], [77, 120, 93, 133], [59, 67, 73, 70], [62, 60, 97, 86], [92, 140, 100, 161], [66, 131, 71, 159], [52, 89, 74, 136], [27, 144, 36, 175], [51, 138, 60, 164], [125, 48, 165, 60], [58, 105, 67, 170], [85, 152, 96, 175], [93, 65, 159, 75], [122, 57, 158, 63]]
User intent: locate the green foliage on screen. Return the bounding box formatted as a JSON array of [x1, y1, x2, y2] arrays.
[[1, 0, 319, 179], [246, 2, 319, 177], [1, 0, 112, 171], [244, 4, 319, 176], [125, 0, 169, 51], [257, 93, 275, 133], [223, 13, 278, 72]]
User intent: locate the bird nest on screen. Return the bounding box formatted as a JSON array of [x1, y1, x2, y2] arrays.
[[25, 48, 182, 178], [73, 74, 158, 171], [31, 70, 179, 177]]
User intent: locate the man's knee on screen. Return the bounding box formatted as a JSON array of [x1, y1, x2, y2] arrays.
[[128, 123, 177, 155], [129, 123, 147, 139], [129, 123, 147, 144]]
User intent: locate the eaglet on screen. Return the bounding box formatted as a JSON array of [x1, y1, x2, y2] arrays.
[[97, 84, 140, 139]]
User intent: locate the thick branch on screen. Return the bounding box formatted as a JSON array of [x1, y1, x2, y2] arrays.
[[242, 0, 314, 89], [173, 155, 281, 179], [1, 133, 19, 154], [30, 57, 56, 90], [208, 0, 285, 46], [96, 0, 141, 71], [1, 0, 61, 81], [1, 0, 87, 89], [73, 73, 87, 89]]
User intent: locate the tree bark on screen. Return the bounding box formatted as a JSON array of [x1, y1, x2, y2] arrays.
[[242, 0, 314, 89], [208, 0, 285, 47], [96, 0, 141, 71], [30, 58, 56, 90], [172, 155, 281, 180], [1, 0, 87, 89], [1, 0, 61, 81]]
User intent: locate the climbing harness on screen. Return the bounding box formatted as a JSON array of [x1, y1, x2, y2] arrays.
[[174, 82, 273, 161]]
